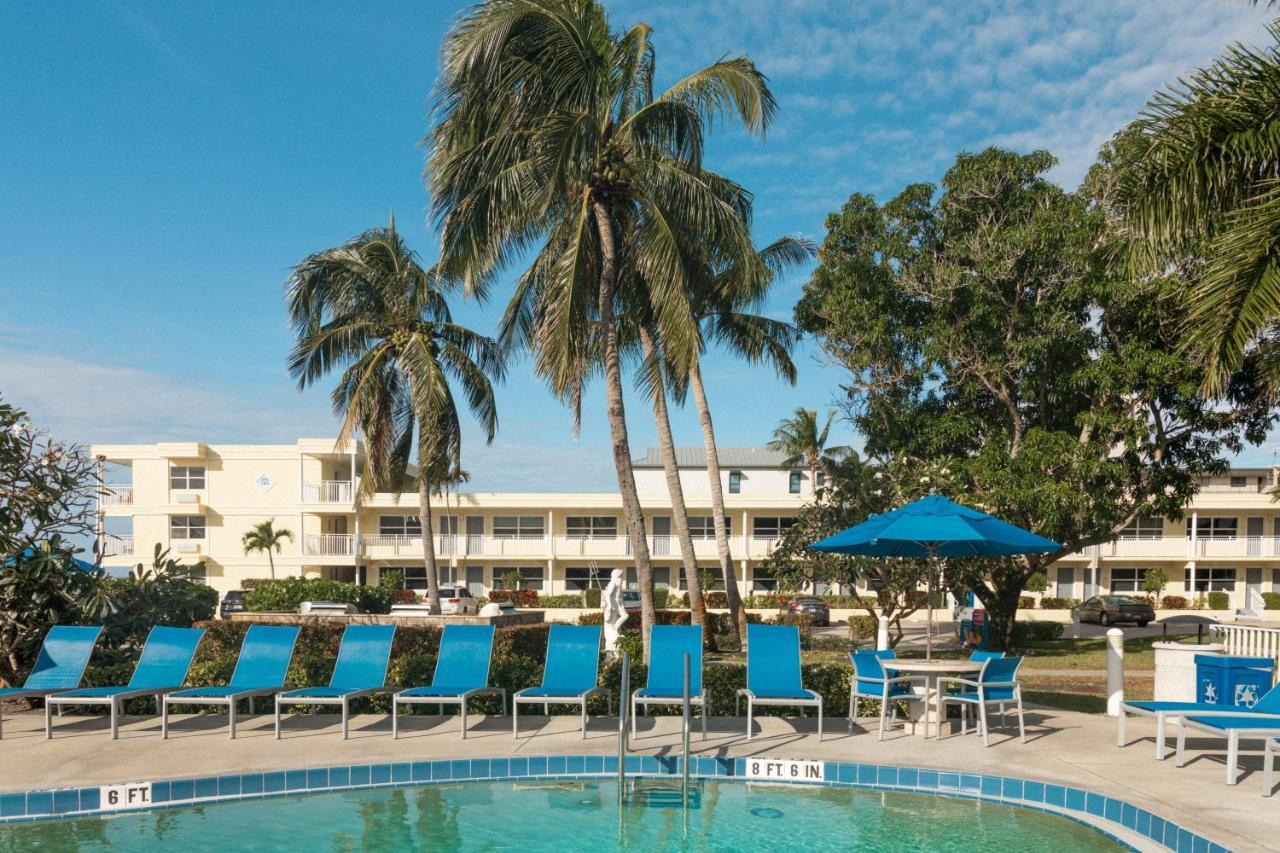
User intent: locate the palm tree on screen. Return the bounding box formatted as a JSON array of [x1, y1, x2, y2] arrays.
[[241, 519, 293, 580], [1117, 21, 1280, 395], [427, 0, 774, 655], [286, 217, 503, 614], [767, 407, 850, 492]]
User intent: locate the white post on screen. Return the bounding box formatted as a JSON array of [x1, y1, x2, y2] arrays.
[[1106, 627, 1125, 717], [876, 615, 890, 651]]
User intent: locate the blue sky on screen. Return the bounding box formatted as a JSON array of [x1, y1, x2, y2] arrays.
[[2, 0, 1277, 490]]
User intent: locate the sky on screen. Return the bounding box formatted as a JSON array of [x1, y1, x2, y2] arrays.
[[2, 0, 1278, 491]]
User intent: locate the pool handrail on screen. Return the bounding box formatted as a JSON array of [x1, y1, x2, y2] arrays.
[[0, 625, 103, 739], [631, 625, 707, 739], [392, 624, 506, 739]]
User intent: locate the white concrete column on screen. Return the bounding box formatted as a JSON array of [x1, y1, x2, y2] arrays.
[[1106, 627, 1125, 717], [876, 616, 890, 651]]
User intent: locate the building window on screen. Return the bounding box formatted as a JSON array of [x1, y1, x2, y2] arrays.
[[1184, 567, 1236, 592], [677, 567, 725, 591], [564, 566, 609, 591], [652, 566, 670, 588], [1230, 476, 1247, 488], [728, 471, 742, 494], [492, 566, 543, 591], [817, 472, 826, 489], [789, 471, 802, 494], [1186, 517, 1238, 539], [686, 516, 730, 540], [169, 465, 206, 490], [493, 515, 544, 538], [566, 516, 618, 539], [752, 517, 796, 538], [1110, 568, 1148, 592], [186, 564, 208, 585], [402, 565, 455, 589], [170, 515, 206, 539], [1120, 517, 1163, 538], [379, 515, 422, 536], [752, 565, 778, 591]]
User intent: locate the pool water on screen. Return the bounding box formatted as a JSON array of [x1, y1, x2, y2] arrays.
[[0, 780, 1122, 851]]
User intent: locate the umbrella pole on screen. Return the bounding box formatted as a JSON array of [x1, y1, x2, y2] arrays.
[[926, 547, 935, 661]]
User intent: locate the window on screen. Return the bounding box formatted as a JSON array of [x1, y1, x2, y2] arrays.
[[1186, 517, 1238, 539], [1230, 476, 1248, 488], [652, 566, 670, 588], [402, 565, 455, 589], [1109, 567, 1148, 592], [493, 515, 544, 538], [564, 566, 608, 591], [817, 472, 826, 489], [170, 515, 206, 539], [1120, 517, 1163, 538], [677, 567, 725, 591], [752, 516, 796, 538], [728, 471, 742, 494], [186, 564, 208, 585], [686, 515, 730, 540], [566, 516, 617, 538], [493, 566, 543, 591], [789, 471, 802, 494], [379, 515, 422, 536], [1184, 567, 1236, 592], [169, 465, 206, 490], [752, 565, 778, 591]]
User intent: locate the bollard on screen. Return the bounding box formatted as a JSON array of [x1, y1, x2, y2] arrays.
[[1106, 627, 1125, 717], [877, 616, 890, 651]]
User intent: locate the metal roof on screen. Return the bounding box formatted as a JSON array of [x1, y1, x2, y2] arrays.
[[632, 446, 792, 469]]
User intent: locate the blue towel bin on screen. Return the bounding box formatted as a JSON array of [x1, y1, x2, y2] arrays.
[[1195, 655, 1274, 707]]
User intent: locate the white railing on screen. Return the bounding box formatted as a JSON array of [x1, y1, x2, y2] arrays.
[[478, 534, 548, 557], [1200, 483, 1268, 493], [1105, 536, 1189, 558], [1210, 624, 1280, 677], [304, 533, 356, 556], [1192, 536, 1280, 558], [100, 486, 133, 506], [101, 535, 133, 557], [554, 535, 631, 557], [303, 480, 353, 503], [748, 536, 782, 558], [362, 534, 422, 555]]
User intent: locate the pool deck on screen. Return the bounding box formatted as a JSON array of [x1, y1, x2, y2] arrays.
[[0, 704, 1275, 851]]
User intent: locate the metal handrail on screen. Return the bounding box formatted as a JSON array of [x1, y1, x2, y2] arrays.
[[682, 652, 691, 811], [618, 652, 630, 807]]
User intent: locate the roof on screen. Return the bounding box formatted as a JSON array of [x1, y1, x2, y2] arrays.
[[632, 446, 792, 470]]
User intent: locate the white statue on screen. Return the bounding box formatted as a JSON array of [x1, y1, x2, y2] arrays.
[[602, 568, 629, 655]]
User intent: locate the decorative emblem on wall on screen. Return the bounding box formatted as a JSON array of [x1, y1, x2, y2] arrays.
[[255, 474, 275, 493]]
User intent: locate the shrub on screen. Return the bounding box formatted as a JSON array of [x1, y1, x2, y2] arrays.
[[1263, 592, 1280, 610], [489, 588, 539, 608], [848, 615, 878, 640], [578, 610, 692, 629], [1143, 568, 1169, 599], [820, 595, 874, 609], [1038, 597, 1072, 609], [537, 594, 586, 608], [1207, 591, 1229, 610], [652, 587, 669, 610], [743, 593, 790, 609], [243, 578, 395, 614], [1024, 572, 1048, 593], [393, 589, 419, 604], [768, 613, 814, 647], [1018, 596, 1035, 609], [705, 591, 728, 608], [1011, 620, 1064, 644], [583, 588, 602, 608], [1161, 595, 1189, 610]]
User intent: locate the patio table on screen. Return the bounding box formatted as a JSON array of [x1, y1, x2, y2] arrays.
[[882, 659, 983, 738]]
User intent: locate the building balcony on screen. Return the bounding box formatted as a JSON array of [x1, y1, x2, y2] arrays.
[[303, 480, 353, 503], [1192, 536, 1280, 559], [460, 534, 550, 558], [304, 534, 356, 557], [101, 535, 133, 557], [747, 536, 783, 559], [100, 486, 133, 506], [1102, 537, 1191, 559], [553, 535, 631, 558]]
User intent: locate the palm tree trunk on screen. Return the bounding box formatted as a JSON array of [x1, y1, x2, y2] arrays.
[[638, 326, 705, 627], [268, 550, 275, 581], [688, 360, 747, 649], [593, 200, 656, 659], [419, 477, 442, 614]]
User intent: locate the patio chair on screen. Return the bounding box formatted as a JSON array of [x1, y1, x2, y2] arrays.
[[936, 655, 1026, 746], [393, 624, 505, 739], [1174, 709, 1280, 786], [1118, 681, 1280, 759], [1265, 736, 1280, 797], [161, 625, 300, 739], [735, 623, 823, 741], [0, 625, 102, 739], [46, 626, 205, 740], [848, 649, 924, 740], [631, 625, 706, 739], [969, 650, 1004, 663], [275, 624, 395, 740], [512, 624, 608, 739]]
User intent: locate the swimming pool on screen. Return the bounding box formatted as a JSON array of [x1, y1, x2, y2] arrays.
[[1, 780, 1122, 851]]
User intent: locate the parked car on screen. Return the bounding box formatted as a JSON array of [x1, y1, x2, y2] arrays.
[[219, 590, 246, 620], [1072, 595, 1155, 627], [622, 589, 642, 612], [788, 595, 831, 627], [437, 586, 479, 615]]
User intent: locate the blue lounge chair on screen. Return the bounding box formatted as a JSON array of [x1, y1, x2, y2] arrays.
[[1119, 680, 1280, 759], [936, 656, 1026, 746], [1174, 709, 1280, 786], [0, 625, 102, 739], [46, 626, 205, 740], [512, 624, 607, 739], [848, 649, 924, 740], [735, 624, 823, 740], [161, 625, 300, 739], [275, 624, 395, 740], [630, 625, 705, 739], [969, 650, 1004, 663], [393, 624, 505, 739]]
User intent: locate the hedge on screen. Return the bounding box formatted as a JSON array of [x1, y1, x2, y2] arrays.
[[1263, 592, 1280, 610], [243, 578, 395, 614], [1011, 620, 1064, 644], [489, 589, 539, 607], [1038, 597, 1076, 609], [1161, 595, 1189, 609], [1207, 591, 1230, 611], [1018, 596, 1035, 609], [537, 594, 586, 608], [847, 615, 878, 640]]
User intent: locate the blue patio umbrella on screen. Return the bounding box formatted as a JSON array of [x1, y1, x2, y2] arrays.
[[809, 495, 1061, 657]]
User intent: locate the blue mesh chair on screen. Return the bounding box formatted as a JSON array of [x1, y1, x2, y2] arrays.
[[969, 650, 1004, 663], [46, 626, 205, 739], [848, 649, 925, 740], [513, 624, 606, 739], [631, 625, 705, 739], [936, 656, 1026, 746], [735, 624, 823, 740], [0, 625, 102, 739], [393, 624, 504, 739], [161, 625, 300, 739], [275, 624, 395, 740], [1119, 680, 1280, 760]]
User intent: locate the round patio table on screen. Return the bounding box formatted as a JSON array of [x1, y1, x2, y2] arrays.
[[881, 659, 983, 738]]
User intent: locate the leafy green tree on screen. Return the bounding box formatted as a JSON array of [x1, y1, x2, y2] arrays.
[[241, 519, 293, 581], [1144, 568, 1169, 603], [797, 147, 1272, 649], [102, 545, 218, 647], [767, 407, 849, 491], [287, 217, 503, 614], [426, 0, 774, 654]]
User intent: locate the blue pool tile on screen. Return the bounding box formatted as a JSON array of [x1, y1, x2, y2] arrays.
[[601, 755, 617, 774], [350, 766, 370, 787], [585, 755, 603, 775], [1044, 784, 1064, 807], [331, 767, 351, 788], [490, 758, 510, 778], [564, 756, 583, 776], [78, 788, 100, 813], [262, 772, 285, 794], [473, 759, 492, 779], [938, 772, 959, 791], [410, 762, 431, 783], [1121, 802, 1137, 830], [370, 765, 391, 785], [1085, 792, 1104, 818], [509, 757, 528, 778], [860, 765, 878, 785], [1001, 778, 1022, 800], [1177, 827, 1193, 853], [0, 793, 24, 819], [26, 792, 52, 817], [548, 756, 566, 776], [959, 774, 980, 793], [241, 774, 264, 795], [732, 758, 745, 777], [1065, 788, 1085, 812], [307, 769, 329, 789], [52, 790, 78, 815], [656, 756, 678, 775], [432, 762, 451, 782], [285, 770, 307, 792], [449, 761, 469, 781], [391, 764, 410, 784], [195, 777, 218, 800], [1150, 817, 1166, 845], [980, 776, 1001, 797], [171, 780, 195, 802], [714, 757, 732, 777], [529, 756, 548, 777], [217, 776, 241, 797], [1136, 810, 1151, 837], [623, 756, 642, 775], [1103, 798, 1121, 824], [1022, 781, 1044, 803], [641, 756, 659, 775], [876, 766, 897, 786], [837, 764, 855, 784], [1194, 835, 1209, 853], [151, 781, 172, 804]]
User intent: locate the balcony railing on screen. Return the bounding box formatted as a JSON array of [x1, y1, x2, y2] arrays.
[[1193, 536, 1280, 558], [303, 480, 353, 503], [304, 533, 356, 556], [101, 535, 133, 557], [100, 486, 133, 506], [466, 534, 549, 557], [553, 535, 631, 557]]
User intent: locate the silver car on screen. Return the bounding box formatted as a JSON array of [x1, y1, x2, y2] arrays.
[[437, 586, 479, 615]]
